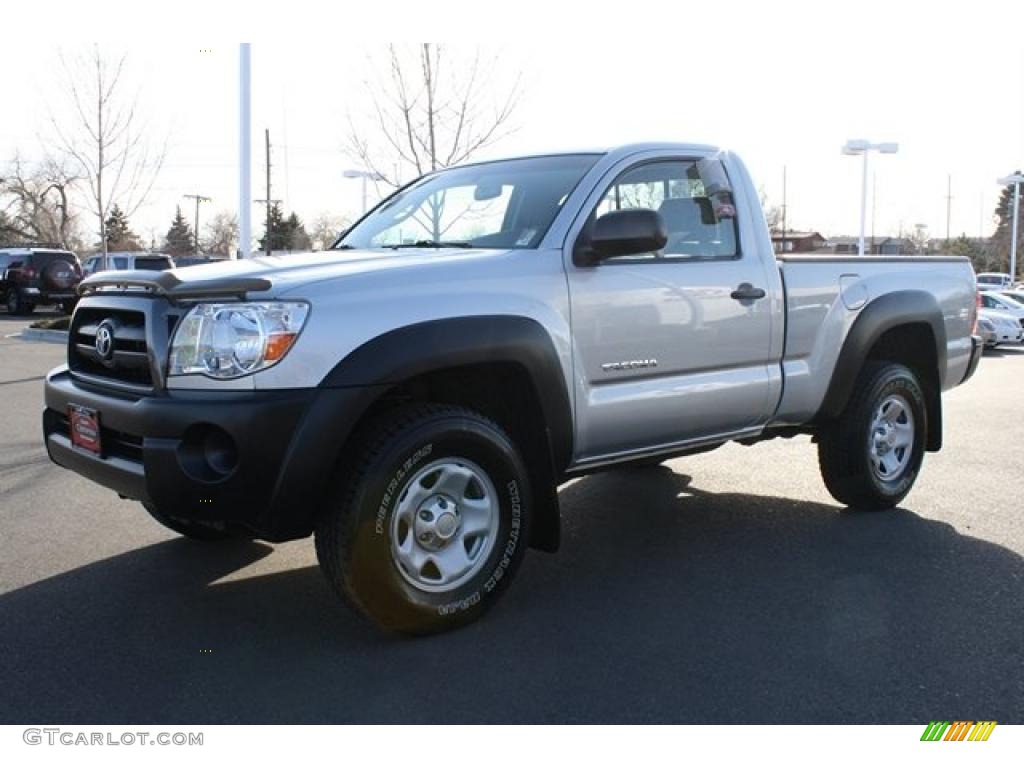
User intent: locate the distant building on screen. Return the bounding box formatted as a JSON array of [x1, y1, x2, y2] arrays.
[[826, 236, 916, 255], [771, 231, 827, 253]]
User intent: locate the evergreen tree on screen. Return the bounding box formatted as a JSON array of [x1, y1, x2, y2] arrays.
[[164, 206, 194, 256], [104, 204, 141, 251], [285, 212, 312, 251], [258, 202, 288, 253], [258, 205, 312, 252]]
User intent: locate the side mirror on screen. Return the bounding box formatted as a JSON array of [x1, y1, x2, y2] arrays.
[[574, 209, 668, 266]]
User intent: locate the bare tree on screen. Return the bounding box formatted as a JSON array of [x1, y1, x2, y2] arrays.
[[908, 224, 931, 255], [201, 211, 239, 257], [758, 188, 784, 232], [49, 45, 166, 268], [346, 44, 520, 187], [309, 212, 351, 251], [345, 45, 521, 243], [0, 154, 82, 248]]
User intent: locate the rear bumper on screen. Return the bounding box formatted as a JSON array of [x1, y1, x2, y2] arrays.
[[43, 367, 384, 540], [19, 287, 76, 300], [961, 335, 983, 383]]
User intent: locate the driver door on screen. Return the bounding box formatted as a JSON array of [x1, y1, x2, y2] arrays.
[[566, 155, 780, 463]]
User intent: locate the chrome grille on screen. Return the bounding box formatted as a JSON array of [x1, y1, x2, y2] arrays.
[[69, 307, 153, 389]]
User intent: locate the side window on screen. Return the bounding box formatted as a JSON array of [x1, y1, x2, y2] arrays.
[[593, 158, 739, 262], [982, 295, 997, 308], [113, 257, 130, 270], [0, 254, 10, 273]]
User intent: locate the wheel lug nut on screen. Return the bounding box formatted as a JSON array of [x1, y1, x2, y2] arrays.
[[438, 498, 447, 509], [419, 510, 432, 521]]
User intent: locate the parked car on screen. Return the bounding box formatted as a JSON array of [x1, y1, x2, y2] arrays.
[[82, 252, 175, 275], [0, 245, 82, 315], [979, 291, 1024, 327], [976, 272, 1013, 290], [43, 143, 982, 634], [172, 255, 228, 269], [998, 289, 1024, 306], [978, 309, 1023, 348]]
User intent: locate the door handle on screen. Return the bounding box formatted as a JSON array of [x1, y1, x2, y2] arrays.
[[730, 283, 766, 301]]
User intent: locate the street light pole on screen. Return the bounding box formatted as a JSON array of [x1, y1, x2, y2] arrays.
[[239, 43, 252, 259], [1013, 182, 1020, 283], [843, 139, 899, 257], [343, 169, 385, 214], [859, 148, 869, 256], [999, 174, 1024, 283]]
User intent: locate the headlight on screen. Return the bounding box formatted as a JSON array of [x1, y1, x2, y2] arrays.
[[168, 301, 309, 379]]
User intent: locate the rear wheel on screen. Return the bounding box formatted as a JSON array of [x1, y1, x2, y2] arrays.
[[818, 362, 927, 510], [6, 289, 30, 315], [315, 404, 530, 635]]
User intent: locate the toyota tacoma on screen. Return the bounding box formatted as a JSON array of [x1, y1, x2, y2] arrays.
[[43, 143, 982, 634]]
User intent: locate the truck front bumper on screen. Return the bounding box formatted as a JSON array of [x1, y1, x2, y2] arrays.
[[43, 367, 383, 540]]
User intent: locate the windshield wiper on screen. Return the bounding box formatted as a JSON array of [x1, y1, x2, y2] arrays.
[[332, 244, 354, 250], [387, 240, 475, 250]]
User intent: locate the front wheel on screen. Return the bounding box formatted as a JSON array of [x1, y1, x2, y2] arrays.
[[818, 361, 927, 510], [316, 404, 531, 635]]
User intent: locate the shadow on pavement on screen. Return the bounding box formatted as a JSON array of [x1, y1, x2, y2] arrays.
[[1, 467, 1021, 723]]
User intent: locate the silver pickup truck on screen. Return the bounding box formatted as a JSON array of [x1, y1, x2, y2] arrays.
[[43, 143, 981, 634]]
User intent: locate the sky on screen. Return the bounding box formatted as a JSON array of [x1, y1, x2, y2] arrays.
[[3, 1, 1024, 249]]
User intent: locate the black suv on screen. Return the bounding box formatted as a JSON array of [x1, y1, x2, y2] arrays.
[[0, 246, 83, 315]]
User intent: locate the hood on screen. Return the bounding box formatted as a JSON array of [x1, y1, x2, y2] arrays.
[[80, 248, 503, 299]]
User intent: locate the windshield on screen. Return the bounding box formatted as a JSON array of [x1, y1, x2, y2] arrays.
[[337, 154, 600, 251]]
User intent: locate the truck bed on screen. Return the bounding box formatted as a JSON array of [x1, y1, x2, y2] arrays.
[[772, 254, 976, 425]]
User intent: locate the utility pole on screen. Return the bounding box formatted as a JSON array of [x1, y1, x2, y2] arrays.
[[945, 174, 953, 244], [780, 165, 787, 255], [871, 172, 876, 253], [183, 193, 211, 255], [253, 129, 279, 257]]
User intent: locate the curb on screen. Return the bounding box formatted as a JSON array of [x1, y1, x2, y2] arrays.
[[13, 328, 69, 344]]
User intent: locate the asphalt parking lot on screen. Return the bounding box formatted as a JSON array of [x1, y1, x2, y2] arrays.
[[1, 311, 1022, 724]]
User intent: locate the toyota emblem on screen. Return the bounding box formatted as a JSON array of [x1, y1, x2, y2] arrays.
[[95, 321, 115, 361]]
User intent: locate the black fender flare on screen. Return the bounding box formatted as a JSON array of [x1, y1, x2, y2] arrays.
[[816, 290, 946, 449], [319, 315, 573, 551]]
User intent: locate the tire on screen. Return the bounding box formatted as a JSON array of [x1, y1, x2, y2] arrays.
[[6, 288, 28, 315], [316, 404, 531, 635], [40, 259, 77, 293], [142, 502, 240, 541], [818, 361, 927, 510]]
